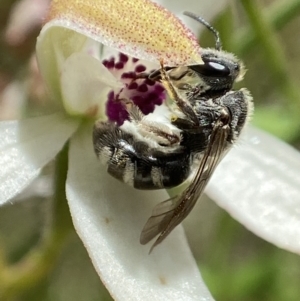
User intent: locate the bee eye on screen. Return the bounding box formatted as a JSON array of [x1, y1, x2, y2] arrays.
[[189, 62, 230, 77], [234, 64, 240, 71]]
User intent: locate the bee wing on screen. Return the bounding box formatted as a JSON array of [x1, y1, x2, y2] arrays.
[[140, 119, 230, 252], [140, 197, 178, 245]]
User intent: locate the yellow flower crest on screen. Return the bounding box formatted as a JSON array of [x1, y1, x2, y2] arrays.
[[48, 0, 203, 65]]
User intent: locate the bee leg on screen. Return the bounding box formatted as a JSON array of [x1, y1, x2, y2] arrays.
[[159, 60, 199, 126], [119, 98, 181, 146], [93, 121, 191, 189], [119, 98, 144, 122], [135, 66, 175, 81], [115, 98, 181, 146], [171, 116, 196, 130]]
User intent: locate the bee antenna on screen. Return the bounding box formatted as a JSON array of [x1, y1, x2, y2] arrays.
[[183, 11, 222, 51]]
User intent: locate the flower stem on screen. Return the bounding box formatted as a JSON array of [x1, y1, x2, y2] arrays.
[[240, 0, 300, 112], [235, 0, 300, 55], [0, 143, 73, 300]]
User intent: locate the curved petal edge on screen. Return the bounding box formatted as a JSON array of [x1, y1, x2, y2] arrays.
[[66, 125, 214, 301], [207, 127, 300, 254], [0, 113, 79, 205]]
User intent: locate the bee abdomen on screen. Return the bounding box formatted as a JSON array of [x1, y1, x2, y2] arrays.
[[93, 122, 191, 190]]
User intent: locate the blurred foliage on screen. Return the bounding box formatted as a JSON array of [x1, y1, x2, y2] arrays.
[[0, 191, 112, 301], [217, 0, 300, 144], [0, 0, 300, 300], [196, 0, 300, 300]]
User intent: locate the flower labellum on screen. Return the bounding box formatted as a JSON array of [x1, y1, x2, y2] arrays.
[[103, 53, 166, 125]]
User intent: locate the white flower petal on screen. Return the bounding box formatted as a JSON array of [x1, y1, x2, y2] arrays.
[[156, 0, 228, 36], [36, 26, 89, 103], [0, 113, 79, 205], [66, 126, 214, 301], [207, 127, 300, 254], [61, 52, 122, 117]]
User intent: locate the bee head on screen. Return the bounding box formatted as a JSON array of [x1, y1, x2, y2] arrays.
[[183, 11, 246, 92], [188, 49, 245, 92]]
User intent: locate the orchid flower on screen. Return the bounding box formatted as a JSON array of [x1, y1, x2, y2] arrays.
[[1, 0, 300, 300]]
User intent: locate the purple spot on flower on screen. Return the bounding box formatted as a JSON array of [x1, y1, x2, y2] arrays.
[[137, 83, 148, 93], [105, 58, 115, 69], [146, 92, 157, 101], [121, 72, 136, 79], [145, 78, 155, 86], [146, 90, 165, 105], [135, 64, 146, 73], [105, 53, 168, 125], [132, 95, 143, 106], [106, 91, 128, 125], [115, 62, 124, 69], [119, 53, 129, 63], [102, 60, 109, 68], [140, 103, 155, 115], [153, 96, 164, 106], [128, 82, 138, 90], [154, 84, 165, 93]]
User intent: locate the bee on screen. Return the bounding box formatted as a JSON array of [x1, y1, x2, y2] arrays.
[[93, 11, 253, 252]]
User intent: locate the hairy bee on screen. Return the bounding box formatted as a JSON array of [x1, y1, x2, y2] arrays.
[[93, 11, 253, 252]]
